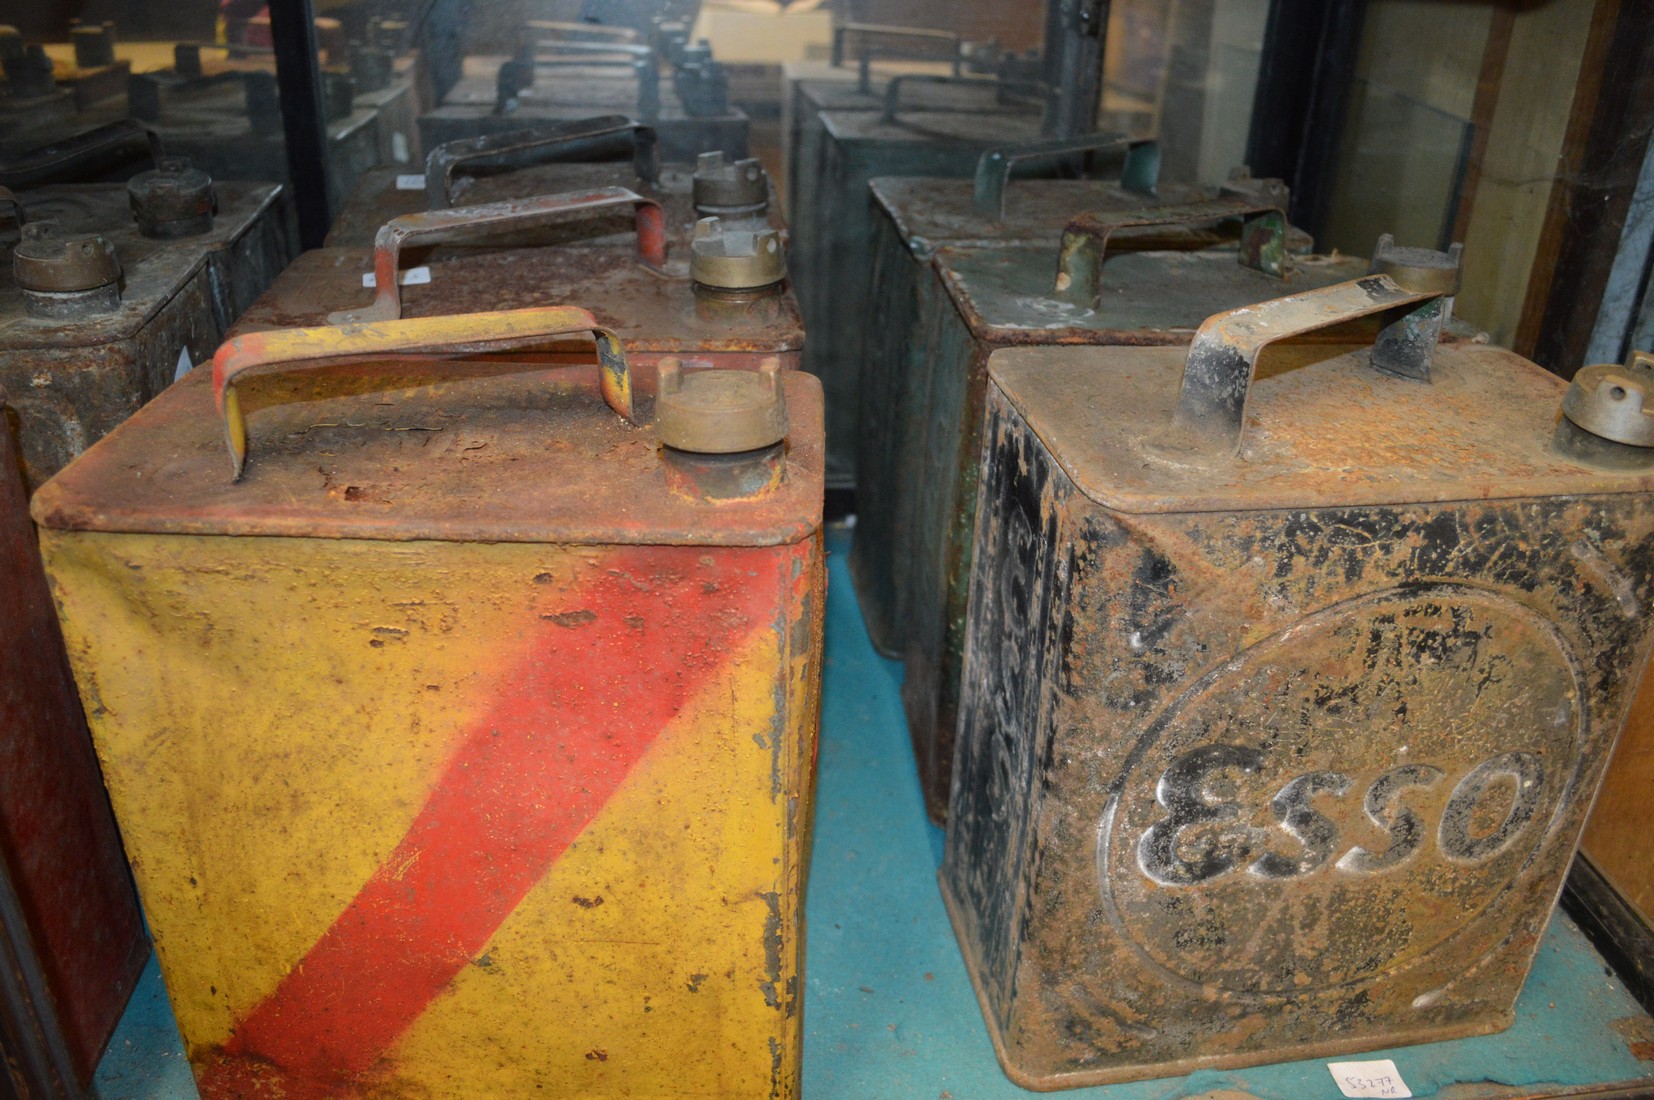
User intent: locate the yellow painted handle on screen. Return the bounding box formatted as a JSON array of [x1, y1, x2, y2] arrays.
[[212, 306, 631, 481]]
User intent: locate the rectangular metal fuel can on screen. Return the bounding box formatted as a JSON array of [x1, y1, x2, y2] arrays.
[[941, 278, 1654, 1087], [32, 307, 826, 1099], [0, 387, 148, 1092], [326, 117, 784, 251], [2, 162, 296, 486], [802, 103, 1047, 488], [881, 201, 1375, 821], [234, 189, 802, 382], [849, 153, 1288, 660]]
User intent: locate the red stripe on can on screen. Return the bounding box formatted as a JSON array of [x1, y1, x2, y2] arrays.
[[195, 545, 782, 1098]]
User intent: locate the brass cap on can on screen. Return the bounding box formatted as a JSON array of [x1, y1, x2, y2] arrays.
[[656, 357, 788, 454], [128, 156, 214, 239], [12, 222, 121, 293], [1562, 351, 1654, 449], [690, 216, 784, 292], [1371, 234, 1463, 297], [692, 151, 769, 216]]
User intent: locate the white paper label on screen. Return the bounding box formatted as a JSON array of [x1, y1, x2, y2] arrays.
[[362, 266, 431, 288], [392, 131, 411, 164], [174, 346, 193, 383], [1328, 1060, 1411, 1099], [395, 173, 424, 191]]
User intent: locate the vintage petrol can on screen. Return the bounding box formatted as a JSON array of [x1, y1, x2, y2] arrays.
[[0, 388, 148, 1094], [942, 275, 1654, 1087], [1569, 351, 1654, 988], [418, 49, 749, 163], [1, 156, 296, 485], [232, 190, 802, 379], [33, 306, 826, 1098], [884, 202, 1379, 821], [849, 143, 1261, 657], [327, 117, 782, 250], [800, 100, 1062, 488]]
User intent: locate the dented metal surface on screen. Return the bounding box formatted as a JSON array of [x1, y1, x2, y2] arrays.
[[33, 315, 826, 1097], [940, 325, 1654, 1088], [0, 390, 148, 1088], [0, 178, 294, 485]]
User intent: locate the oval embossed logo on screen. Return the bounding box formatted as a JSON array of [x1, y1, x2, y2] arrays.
[[1096, 585, 1582, 997]]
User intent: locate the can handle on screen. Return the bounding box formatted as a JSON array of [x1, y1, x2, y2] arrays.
[[831, 22, 962, 91], [973, 135, 1157, 219], [327, 188, 667, 326], [213, 306, 633, 481], [880, 73, 1045, 122], [1173, 274, 1448, 457], [0, 119, 161, 191], [0, 187, 25, 228], [423, 116, 660, 209], [1054, 197, 1289, 305]]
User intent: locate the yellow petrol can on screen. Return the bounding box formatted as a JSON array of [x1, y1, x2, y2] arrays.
[[31, 307, 825, 1098]]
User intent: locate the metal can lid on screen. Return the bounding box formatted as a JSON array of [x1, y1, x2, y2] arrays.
[[128, 156, 215, 236], [1371, 233, 1463, 297], [1562, 352, 1654, 448], [12, 222, 122, 293], [690, 216, 785, 291], [692, 152, 768, 214], [656, 357, 788, 454]]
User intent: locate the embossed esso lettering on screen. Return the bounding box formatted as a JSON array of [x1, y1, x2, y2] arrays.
[[1135, 747, 1545, 887]]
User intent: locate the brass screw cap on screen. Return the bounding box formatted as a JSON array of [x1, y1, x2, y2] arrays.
[[1563, 351, 1654, 448], [656, 357, 787, 454], [692, 151, 768, 216], [128, 156, 214, 239], [1371, 233, 1463, 297], [690, 216, 784, 291], [12, 222, 121, 293]]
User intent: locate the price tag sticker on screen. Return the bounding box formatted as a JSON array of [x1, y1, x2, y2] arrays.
[[363, 266, 431, 288], [395, 173, 424, 190], [392, 132, 411, 164], [1327, 1059, 1412, 1099]]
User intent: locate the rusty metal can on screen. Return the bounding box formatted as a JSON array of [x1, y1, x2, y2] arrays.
[[419, 50, 749, 163], [0, 388, 148, 1093], [233, 189, 803, 378], [327, 117, 783, 250], [33, 306, 826, 1098], [0, 165, 297, 486], [798, 100, 1056, 489], [942, 276, 1654, 1087], [884, 200, 1384, 822]]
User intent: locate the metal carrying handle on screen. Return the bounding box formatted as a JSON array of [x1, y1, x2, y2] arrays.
[[423, 116, 660, 209], [328, 188, 667, 326], [973, 135, 1157, 218], [0, 187, 24, 228], [1173, 275, 1448, 457], [213, 306, 633, 481], [0, 119, 162, 191], [831, 22, 963, 91], [880, 72, 1045, 123], [525, 19, 641, 43], [529, 38, 654, 62], [1054, 198, 1289, 307]]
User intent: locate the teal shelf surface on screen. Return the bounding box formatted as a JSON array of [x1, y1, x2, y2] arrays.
[[93, 524, 1654, 1099]]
